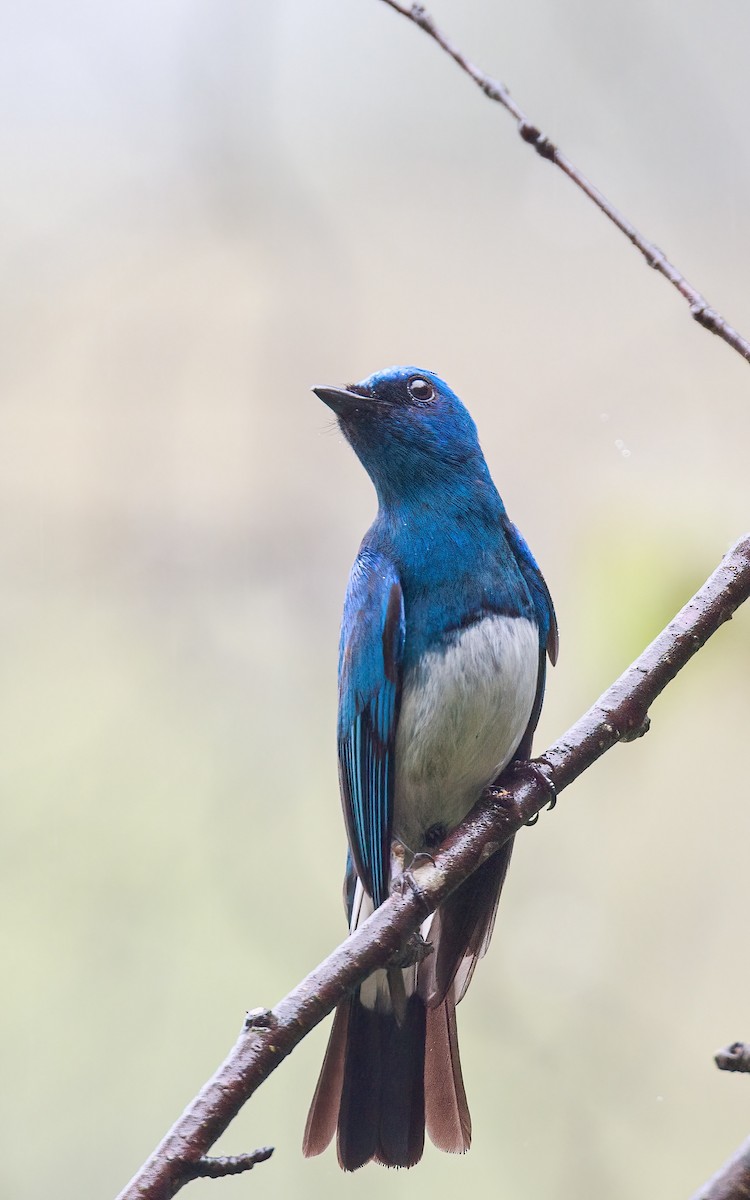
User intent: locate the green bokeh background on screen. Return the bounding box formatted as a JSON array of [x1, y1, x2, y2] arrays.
[[2, 2, 749, 1197]]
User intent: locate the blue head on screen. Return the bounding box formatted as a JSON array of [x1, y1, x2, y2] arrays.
[[314, 366, 499, 511]]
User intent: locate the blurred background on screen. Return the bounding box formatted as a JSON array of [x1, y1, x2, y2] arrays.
[[2, 1, 749, 1197]]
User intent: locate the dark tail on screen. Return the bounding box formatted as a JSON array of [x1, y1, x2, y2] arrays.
[[303, 984, 470, 1170], [302, 843, 515, 1170]]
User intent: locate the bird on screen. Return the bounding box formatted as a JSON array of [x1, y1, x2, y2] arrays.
[[302, 366, 557, 1171]]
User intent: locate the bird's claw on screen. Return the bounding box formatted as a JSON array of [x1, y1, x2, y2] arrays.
[[499, 757, 557, 824], [389, 931, 433, 968], [409, 850, 437, 870]]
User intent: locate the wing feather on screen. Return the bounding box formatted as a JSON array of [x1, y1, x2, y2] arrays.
[[503, 517, 558, 666], [338, 550, 405, 907]]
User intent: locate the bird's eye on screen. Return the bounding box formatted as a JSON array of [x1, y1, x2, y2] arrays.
[[407, 376, 435, 403]]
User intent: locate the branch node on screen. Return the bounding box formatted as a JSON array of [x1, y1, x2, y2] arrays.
[[480, 80, 505, 102], [518, 120, 556, 160], [620, 713, 651, 742], [243, 1008, 276, 1031], [600, 707, 651, 744], [643, 243, 666, 269], [715, 1041, 750, 1073], [182, 1149, 274, 1180], [410, 3, 431, 30], [690, 302, 720, 334]]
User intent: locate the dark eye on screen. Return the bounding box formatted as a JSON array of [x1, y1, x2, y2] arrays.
[[407, 376, 435, 403]]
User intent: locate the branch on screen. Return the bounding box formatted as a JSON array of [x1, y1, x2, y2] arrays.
[[689, 1137, 750, 1200], [716, 1043, 750, 1075], [378, 1, 750, 368], [115, 535, 750, 1199], [182, 1149, 273, 1181], [690, 1046, 750, 1198]]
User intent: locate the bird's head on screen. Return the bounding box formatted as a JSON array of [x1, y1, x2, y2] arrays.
[[314, 366, 492, 507]]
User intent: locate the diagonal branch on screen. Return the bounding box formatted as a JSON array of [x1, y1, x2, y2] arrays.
[[689, 1136, 750, 1200], [116, 535, 750, 1200], [378, 1, 750, 367], [687, 1047, 750, 1197]]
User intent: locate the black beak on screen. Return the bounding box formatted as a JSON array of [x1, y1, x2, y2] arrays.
[[312, 385, 368, 416]]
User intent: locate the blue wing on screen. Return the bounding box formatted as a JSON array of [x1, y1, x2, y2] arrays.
[[337, 548, 405, 909], [502, 516, 558, 753], [503, 517, 558, 666]]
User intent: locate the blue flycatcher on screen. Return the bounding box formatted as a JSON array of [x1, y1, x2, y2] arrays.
[[303, 367, 557, 1170]]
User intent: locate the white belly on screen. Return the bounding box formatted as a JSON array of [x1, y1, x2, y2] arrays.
[[393, 614, 538, 853]]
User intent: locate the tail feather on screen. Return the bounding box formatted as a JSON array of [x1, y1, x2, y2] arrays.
[[425, 993, 471, 1153], [420, 839, 514, 1008], [376, 995, 426, 1167], [302, 1000, 350, 1158], [305, 843, 512, 1168], [304, 985, 473, 1169], [338, 997, 384, 1169], [303, 989, 428, 1170], [339, 993, 426, 1169]]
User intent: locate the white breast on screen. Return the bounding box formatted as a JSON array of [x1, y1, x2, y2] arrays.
[[393, 614, 538, 852]]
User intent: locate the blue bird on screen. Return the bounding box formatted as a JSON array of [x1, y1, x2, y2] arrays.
[[303, 367, 557, 1170]]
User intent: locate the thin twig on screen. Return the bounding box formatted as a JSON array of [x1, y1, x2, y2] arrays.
[[115, 535, 750, 1200], [378, 0, 750, 367], [182, 1149, 274, 1181], [689, 1136, 750, 1200], [716, 1043, 750, 1075]]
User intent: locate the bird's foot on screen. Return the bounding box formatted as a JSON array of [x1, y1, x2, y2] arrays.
[[524, 758, 557, 823], [389, 930, 433, 969], [497, 757, 557, 825]]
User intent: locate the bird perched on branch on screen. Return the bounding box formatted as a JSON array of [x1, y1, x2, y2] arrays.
[[303, 366, 557, 1170]]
